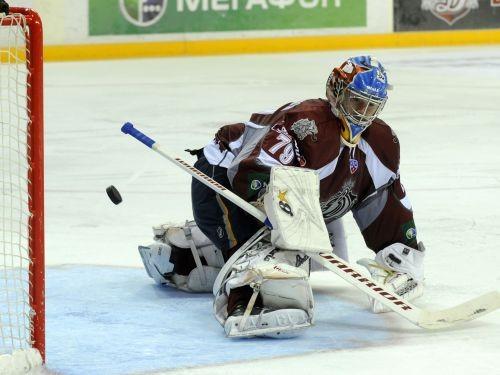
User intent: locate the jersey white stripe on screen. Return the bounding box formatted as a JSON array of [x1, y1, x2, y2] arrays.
[[358, 139, 397, 189], [244, 120, 266, 129], [316, 145, 344, 180], [203, 141, 234, 168], [203, 130, 246, 168], [257, 149, 283, 167], [400, 195, 412, 210]]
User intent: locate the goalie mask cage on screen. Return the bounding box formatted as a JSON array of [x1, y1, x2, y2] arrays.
[[0, 6, 45, 367]]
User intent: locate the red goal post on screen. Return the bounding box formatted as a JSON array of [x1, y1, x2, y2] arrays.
[[0, 5, 44, 366]]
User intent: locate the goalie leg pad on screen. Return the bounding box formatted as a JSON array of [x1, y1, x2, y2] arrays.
[[138, 243, 174, 285], [139, 220, 225, 292], [213, 231, 314, 338]]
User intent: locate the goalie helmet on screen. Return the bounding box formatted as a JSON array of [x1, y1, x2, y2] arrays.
[[326, 56, 389, 147]]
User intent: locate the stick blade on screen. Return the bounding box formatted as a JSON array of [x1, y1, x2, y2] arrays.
[[417, 291, 500, 329]]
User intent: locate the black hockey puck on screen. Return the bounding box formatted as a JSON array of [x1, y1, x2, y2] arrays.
[[106, 185, 122, 205]]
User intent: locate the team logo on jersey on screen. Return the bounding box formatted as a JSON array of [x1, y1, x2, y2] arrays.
[[119, 0, 167, 27], [349, 158, 359, 174], [406, 228, 417, 240], [248, 173, 268, 198], [421, 0, 478, 25], [320, 180, 357, 220], [291, 118, 318, 141], [250, 179, 262, 191], [402, 220, 417, 241]]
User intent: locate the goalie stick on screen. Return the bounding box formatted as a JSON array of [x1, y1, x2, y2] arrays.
[[121, 122, 500, 329]]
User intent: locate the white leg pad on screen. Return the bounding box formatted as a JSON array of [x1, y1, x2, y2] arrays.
[[213, 230, 314, 338], [138, 243, 174, 285], [139, 220, 225, 292]]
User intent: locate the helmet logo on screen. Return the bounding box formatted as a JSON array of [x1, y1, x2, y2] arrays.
[[421, 0, 478, 26], [342, 61, 354, 74], [376, 68, 386, 83]]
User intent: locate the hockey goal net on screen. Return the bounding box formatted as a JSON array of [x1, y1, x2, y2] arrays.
[[0, 5, 44, 372]]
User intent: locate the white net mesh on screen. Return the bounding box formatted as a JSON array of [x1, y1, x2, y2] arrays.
[[0, 12, 33, 355]]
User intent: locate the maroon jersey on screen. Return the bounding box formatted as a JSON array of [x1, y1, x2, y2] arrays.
[[202, 99, 417, 252]]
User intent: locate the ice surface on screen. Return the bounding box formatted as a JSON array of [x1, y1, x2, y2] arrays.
[[43, 46, 500, 374], [46, 266, 390, 375]]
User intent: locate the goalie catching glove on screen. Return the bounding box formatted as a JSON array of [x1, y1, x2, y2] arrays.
[[357, 242, 425, 313]]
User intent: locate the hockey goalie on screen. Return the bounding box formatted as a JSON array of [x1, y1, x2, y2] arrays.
[[138, 56, 425, 338]]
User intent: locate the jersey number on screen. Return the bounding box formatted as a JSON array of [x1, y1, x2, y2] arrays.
[[269, 133, 294, 164]]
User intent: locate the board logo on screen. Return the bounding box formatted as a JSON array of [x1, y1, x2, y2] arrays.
[[421, 0, 478, 25], [119, 0, 167, 27]]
